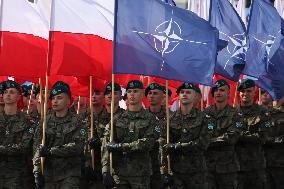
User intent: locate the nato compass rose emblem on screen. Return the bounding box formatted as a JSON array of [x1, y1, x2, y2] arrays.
[[132, 10, 207, 71], [219, 31, 247, 69]]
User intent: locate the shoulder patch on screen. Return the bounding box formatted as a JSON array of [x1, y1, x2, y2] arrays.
[[235, 122, 243, 128], [154, 125, 161, 133], [80, 128, 87, 136], [28, 127, 34, 134], [207, 123, 214, 130]]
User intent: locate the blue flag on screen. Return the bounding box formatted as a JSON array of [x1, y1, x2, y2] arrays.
[[113, 0, 219, 85], [209, 0, 246, 81], [243, 0, 284, 100]]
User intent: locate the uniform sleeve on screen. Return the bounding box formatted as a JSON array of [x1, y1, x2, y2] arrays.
[[33, 123, 43, 173], [101, 123, 110, 174], [50, 125, 87, 158]]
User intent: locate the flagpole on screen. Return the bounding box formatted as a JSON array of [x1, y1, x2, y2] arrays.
[[41, 74, 48, 174], [39, 78, 44, 121], [258, 88, 262, 105], [233, 84, 238, 107], [110, 74, 115, 175], [166, 80, 171, 174], [27, 83, 35, 114], [200, 93, 204, 111], [77, 96, 81, 115], [89, 76, 95, 170]]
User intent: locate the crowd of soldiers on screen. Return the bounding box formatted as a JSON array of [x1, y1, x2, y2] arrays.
[[0, 78, 283, 189]]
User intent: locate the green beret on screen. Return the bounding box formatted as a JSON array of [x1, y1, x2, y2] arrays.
[[21, 85, 31, 97], [126, 80, 144, 91], [145, 83, 164, 96], [0, 82, 6, 95], [104, 82, 122, 95], [5, 80, 21, 92], [176, 82, 197, 94], [160, 85, 172, 97], [237, 79, 255, 91], [49, 81, 71, 99], [211, 79, 230, 97], [193, 85, 201, 95]]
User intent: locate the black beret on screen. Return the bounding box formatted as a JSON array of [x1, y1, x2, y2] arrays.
[[104, 82, 122, 95], [49, 81, 71, 99], [0, 82, 6, 95], [126, 80, 144, 91], [176, 82, 198, 94], [145, 83, 164, 96], [211, 79, 230, 97], [237, 79, 255, 91], [5, 80, 21, 92]]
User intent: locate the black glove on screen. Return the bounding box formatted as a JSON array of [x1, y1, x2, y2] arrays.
[[38, 145, 50, 157], [163, 143, 182, 155], [106, 142, 123, 152], [88, 137, 101, 150], [34, 171, 44, 189], [161, 173, 173, 187], [103, 171, 114, 188]]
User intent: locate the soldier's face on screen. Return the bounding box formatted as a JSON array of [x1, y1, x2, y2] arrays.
[[105, 91, 122, 106], [214, 86, 230, 103], [3, 88, 20, 105], [147, 89, 164, 106], [239, 87, 255, 105], [92, 91, 104, 106], [261, 91, 272, 105], [127, 89, 143, 105], [179, 89, 196, 105], [51, 93, 70, 112]]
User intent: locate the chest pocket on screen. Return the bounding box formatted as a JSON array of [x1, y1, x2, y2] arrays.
[[8, 125, 25, 145], [180, 118, 202, 143], [63, 124, 77, 143]]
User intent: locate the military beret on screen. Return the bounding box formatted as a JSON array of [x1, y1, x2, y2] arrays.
[[193, 85, 201, 95], [126, 80, 144, 91], [145, 83, 164, 96], [211, 79, 230, 97], [21, 85, 31, 97], [33, 85, 40, 97], [0, 82, 6, 95], [237, 79, 255, 91], [160, 85, 172, 97], [5, 80, 21, 92], [49, 81, 71, 99], [104, 82, 122, 95], [176, 82, 198, 94]]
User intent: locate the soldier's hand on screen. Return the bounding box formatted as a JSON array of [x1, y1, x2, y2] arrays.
[[34, 171, 44, 189], [161, 173, 173, 187], [88, 137, 101, 150], [106, 142, 123, 152], [38, 144, 51, 157], [102, 171, 114, 188]]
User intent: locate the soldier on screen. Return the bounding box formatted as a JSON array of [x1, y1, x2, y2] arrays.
[[161, 82, 209, 189], [264, 96, 284, 189], [260, 89, 273, 108], [0, 81, 5, 112], [0, 80, 34, 189], [101, 80, 157, 189], [33, 81, 87, 189], [235, 79, 270, 189], [84, 82, 124, 189], [145, 83, 167, 189], [204, 79, 241, 189]]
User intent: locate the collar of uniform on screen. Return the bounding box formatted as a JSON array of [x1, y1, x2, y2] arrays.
[[3, 111, 23, 122], [211, 104, 234, 118], [147, 107, 166, 119], [51, 109, 73, 124], [122, 108, 146, 119], [176, 107, 198, 118], [238, 103, 260, 116]]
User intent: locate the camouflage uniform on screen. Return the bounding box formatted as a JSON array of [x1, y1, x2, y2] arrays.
[[264, 105, 284, 189], [0, 111, 34, 189], [146, 108, 168, 189], [160, 108, 209, 189], [84, 108, 124, 189], [33, 110, 87, 189], [204, 105, 241, 189], [235, 104, 270, 189], [101, 109, 157, 189]]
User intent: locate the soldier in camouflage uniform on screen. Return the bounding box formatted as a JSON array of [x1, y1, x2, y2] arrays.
[[260, 89, 273, 108], [145, 83, 167, 189], [0, 81, 5, 113], [204, 79, 241, 189], [84, 83, 124, 189], [101, 80, 157, 189], [264, 96, 284, 189], [33, 81, 87, 189], [161, 82, 209, 189], [0, 80, 34, 189], [235, 79, 270, 189]]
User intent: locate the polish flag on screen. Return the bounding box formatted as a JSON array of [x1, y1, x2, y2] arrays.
[[0, 0, 49, 77], [48, 0, 114, 80]]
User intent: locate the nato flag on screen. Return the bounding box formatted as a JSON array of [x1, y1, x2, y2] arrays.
[[113, 0, 219, 85]]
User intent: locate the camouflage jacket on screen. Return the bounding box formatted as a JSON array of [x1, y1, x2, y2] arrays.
[[204, 105, 241, 173], [264, 105, 284, 167], [33, 110, 87, 182], [101, 108, 157, 177], [235, 104, 271, 171], [0, 111, 34, 178], [160, 108, 209, 174]]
